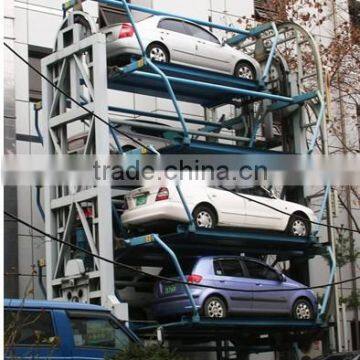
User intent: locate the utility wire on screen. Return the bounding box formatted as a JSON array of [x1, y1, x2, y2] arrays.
[[3, 42, 156, 154], [5, 211, 360, 293], [220, 186, 360, 235]]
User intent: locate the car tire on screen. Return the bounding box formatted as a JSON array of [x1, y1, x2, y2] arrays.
[[146, 43, 169, 63], [287, 214, 310, 237], [203, 296, 227, 318], [292, 298, 314, 320], [234, 60, 257, 80], [192, 205, 217, 229]]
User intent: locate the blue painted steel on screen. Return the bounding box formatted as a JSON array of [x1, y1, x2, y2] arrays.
[[120, 0, 190, 144], [308, 92, 325, 154], [109, 106, 223, 128], [124, 70, 293, 102], [319, 246, 336, 319], [33, 102, 43, 145], [262, 22, 279, 82], [96, 0, 250, 36], [125, 233, 156, 246], [316, 183, 331, 233], [175, 184, 195, 229], [120, 58, 146, 74], [109, 124, 124, 154], [160, 140, 283, 154], [226, 23, 274, 46], [269, 91, 317, 111], [36, 186, 45, 221], [152, 234, 200, 322]]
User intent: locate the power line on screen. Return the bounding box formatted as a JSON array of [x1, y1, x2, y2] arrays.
[[3, 42, 156, 154], [220, 186, 360, 235], [5, 211, 360, 293]]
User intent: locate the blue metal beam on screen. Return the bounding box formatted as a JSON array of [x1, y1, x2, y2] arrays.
[[108, 106, 223, 128], [119, 0, 191, 144], [226, 23, 274, 45], [319, 246, 336, 320], [96, 0, 251, 36], [115, 69, 294, 103]]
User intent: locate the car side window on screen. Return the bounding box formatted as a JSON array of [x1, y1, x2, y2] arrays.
[[184, 22, 220, 44], [68, 312, 131, 349], [4, 309, 57, 346], [158, 19, 188, 35], [244, 261, 279, 281], [214, 259, 244, 277]]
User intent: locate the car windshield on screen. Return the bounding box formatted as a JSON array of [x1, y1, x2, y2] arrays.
[[68, 311, 132, 349]]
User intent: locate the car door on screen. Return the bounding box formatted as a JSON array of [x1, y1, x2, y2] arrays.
[[156, 18, 196, 66], [213, 258, 253, 314], [183, 22, 231, 72], [68, 311, 136, 360], [4, 308, 65, 359], [242, 259, 290, 316], [205, 187, 246, 226], [241, 187, 284, 230]]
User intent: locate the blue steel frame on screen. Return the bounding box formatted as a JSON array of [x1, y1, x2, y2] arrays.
[[125, 233, 200, 322], [58, 0, 333, 351]]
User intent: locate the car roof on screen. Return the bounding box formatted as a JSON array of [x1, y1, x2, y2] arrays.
[[4, 298, 108, 312]]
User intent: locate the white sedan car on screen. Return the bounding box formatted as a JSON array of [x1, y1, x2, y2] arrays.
[[101, 16, 261, 80], [122, 184, 316, 237]]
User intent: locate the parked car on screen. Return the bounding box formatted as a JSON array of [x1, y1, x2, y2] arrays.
[[4, 299, 140, 359], [101, 15, 261, 80], [122, 184, 316, 237], [68, 120, 175, 154], [314, 352, 360, 360], [152, 256, 317, 321]]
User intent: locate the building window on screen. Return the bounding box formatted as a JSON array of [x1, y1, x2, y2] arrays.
[[349, 0, 360, 41], [254, 0, 286, 21], [29, 46, 51, 102], [98, 3, 130, 28]]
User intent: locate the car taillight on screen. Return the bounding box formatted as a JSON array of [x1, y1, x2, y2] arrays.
[[187, 274, 203, 284], [155, 187, 169, 201], [119, 23, 134, 39]]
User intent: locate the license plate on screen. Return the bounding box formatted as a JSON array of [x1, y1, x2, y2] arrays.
[[135, 194, 147, 206], [164, 284, 177, 295]]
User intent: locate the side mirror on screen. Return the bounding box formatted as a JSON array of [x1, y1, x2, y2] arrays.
[[221, 37, 227, 47], [279, 273, 286, 282]]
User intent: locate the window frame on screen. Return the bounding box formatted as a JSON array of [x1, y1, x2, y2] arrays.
[[67, 310, 136, 349], [157, 18, 190, 36], [183, 21, 220, 44], [4, 308, 58, 348], [213, 258, 246, 278], [242, 259, 281, 281]]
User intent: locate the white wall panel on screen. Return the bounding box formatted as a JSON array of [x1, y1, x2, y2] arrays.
[[14, 43, 29, 102]]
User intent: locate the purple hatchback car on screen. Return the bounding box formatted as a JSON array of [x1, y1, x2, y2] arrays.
[[153, 256, 317, 320]]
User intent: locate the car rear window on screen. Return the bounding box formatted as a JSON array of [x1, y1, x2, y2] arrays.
[[5, 309, 56, 347], [160, 259, 198, 277], [68, 311, 132, 349]]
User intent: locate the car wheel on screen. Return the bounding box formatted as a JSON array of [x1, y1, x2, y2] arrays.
[[192, 205, 217, 229], [146, 43, 169, 63], [234, 60, 256, 80], [292, 298, 314, 320], [287, 214, 310, 237], [203, 296, 227, 318]]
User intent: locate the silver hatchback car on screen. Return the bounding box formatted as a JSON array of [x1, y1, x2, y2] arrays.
[[101, 15, 261, 80]]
